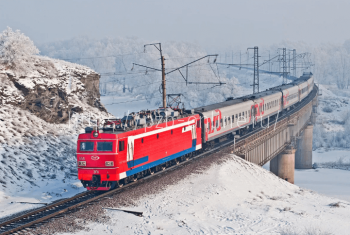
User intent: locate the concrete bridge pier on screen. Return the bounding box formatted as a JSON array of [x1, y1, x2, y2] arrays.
[[270, 147, 296, 184], [295, 124, 313, 169]]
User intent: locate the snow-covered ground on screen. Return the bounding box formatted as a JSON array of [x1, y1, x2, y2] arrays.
[[295, 168, 350, 203], [0, 104, 92, 220], [264, 149, 350, 203], [296, 149, 350, 202], [0, 177, 84, 219], [58, 155, 350, 235]]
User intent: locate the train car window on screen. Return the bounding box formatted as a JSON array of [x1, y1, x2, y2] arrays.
[[197, 120, 200, 128], [242, 112, 244, 117], [157, 134, 159, 139], [119, 141, 125, 151], [171, 130, 173, 135], [236, 114, 238, 119], [142, 138, 144, 143], [97, 142, 113, 151], [80, 142, 94, 151], [220, 118, 223, 127], [246, 111, 247, 117], [216, 120, 218, 128]]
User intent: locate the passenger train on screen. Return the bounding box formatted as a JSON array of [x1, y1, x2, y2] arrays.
[[77, 72, 314, 190]]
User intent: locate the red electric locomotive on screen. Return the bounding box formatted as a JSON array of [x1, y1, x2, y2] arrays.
[[77, 108, 202, 190]]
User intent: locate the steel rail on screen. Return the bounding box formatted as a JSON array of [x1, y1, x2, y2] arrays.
[[0, 85, 318, 235]]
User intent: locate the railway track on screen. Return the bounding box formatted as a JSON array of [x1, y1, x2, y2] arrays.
[[0, 85, 318, 235]]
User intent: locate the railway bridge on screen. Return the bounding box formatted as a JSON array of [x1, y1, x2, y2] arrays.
[[231, 85, 319, 183]]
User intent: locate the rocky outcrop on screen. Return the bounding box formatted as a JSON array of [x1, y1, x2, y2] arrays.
[[0, 56, 107, 123]]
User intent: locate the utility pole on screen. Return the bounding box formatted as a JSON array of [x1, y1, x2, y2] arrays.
[[143, 43, 166, 108], [282, 48, 287, 84], [293, 49, 296, 77], [123, 77, 126, 93], [269, 51, 271, 78], [288, 50, 291, 79], [248, 46, 259, 94], [161, 55, 166, 108], [240, 50, 242, 68]]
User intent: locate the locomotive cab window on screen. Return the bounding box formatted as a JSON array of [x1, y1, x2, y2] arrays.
[[97, 142, 113, 151], [80, 142, 94, 151], [119, 140, 125, 151]]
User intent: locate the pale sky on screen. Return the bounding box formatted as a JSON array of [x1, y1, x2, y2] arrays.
[[1, 0, 350, 50]]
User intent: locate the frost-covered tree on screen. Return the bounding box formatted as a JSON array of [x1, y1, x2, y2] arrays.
[[0, 27, 39, 68]]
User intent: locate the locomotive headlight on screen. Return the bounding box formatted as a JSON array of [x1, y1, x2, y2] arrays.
[[78, 161, 86, 166], [93, 132, 99, 138], [105, 161, 114, 166]]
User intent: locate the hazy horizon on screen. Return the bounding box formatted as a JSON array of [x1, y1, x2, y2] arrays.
[[1, 0, 350, 51]]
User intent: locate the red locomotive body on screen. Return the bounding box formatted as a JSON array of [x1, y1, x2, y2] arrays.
[[77, 113, 202, 190]]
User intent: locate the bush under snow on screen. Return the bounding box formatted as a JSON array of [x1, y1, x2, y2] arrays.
[[0, 27, 39, 71]]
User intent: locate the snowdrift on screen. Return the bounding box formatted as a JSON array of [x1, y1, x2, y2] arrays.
[[0, 55, 111, 212], [58, 154, 350, 235]]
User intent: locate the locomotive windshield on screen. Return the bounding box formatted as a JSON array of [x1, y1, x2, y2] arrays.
[[97, 142, 113, 151], [80, 142, 94, 151]]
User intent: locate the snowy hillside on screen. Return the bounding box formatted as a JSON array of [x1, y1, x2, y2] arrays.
[[0, 28, 112, 215], [56, 155, 349, 235], [313, 84, 350, 149]]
